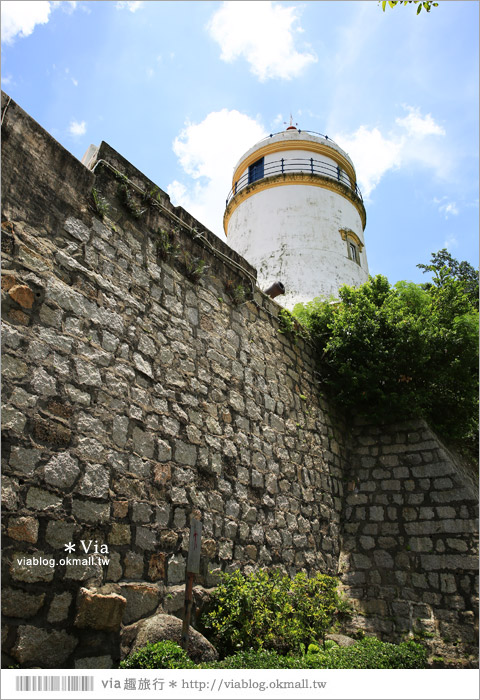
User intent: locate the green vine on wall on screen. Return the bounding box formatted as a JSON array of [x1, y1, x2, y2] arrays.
[[277, 308, 308, 344], [156, 227, 180, 262], [117, 179, 147, 219], [225, 279, 249, 306], [91, 187, 110, 220], [181, 250, 209, 284]]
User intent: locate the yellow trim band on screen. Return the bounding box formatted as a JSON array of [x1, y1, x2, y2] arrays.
[[224, 172, 367, 235], [232, 139, 357, 190]]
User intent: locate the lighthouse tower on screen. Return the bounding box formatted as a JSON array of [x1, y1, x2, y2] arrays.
[[224, 122, 368, 309]]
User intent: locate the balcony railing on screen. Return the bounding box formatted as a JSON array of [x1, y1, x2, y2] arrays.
[[226, 157, 363, 207]]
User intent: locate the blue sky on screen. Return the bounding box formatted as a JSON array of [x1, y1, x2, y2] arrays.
[[2, 0, 478, 286]]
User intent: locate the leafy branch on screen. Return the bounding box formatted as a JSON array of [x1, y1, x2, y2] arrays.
[[380, 1, 438, 14]]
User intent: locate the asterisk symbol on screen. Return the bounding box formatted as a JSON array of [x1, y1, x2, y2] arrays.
[[64, 542, 76, 553], [169, 681, 177, 688]]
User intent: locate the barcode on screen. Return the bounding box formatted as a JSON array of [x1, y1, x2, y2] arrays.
[[15, 676, 94, 692]]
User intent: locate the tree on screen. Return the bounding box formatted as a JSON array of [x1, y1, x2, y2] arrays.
[[417, 248, 479, 310], [291, 255, 478, 452], [380, 1, 439, 15]]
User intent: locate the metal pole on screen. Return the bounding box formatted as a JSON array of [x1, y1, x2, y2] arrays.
[[181, 571, 195, 651]]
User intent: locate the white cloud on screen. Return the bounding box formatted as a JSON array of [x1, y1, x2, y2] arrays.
[[1, 1, 51, 44], [396, 105, 445, 138], [167, 109, 266, 237], [207, 1, 317, 81], [51, 1, 77, 13], [434, 197, 459, 219], [333, 106, 448, 199], [1, 1, 78, 44], [69, 120, 86, 136], [115, 1, 144, 12], [333, 126, 404, 199]]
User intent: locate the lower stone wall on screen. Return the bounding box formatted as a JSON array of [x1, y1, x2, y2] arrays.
[[340, 418, 479, 662], [1, 93, 347, 668]]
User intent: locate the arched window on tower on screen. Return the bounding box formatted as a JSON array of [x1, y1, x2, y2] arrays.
[[339, 228, 364, 267]]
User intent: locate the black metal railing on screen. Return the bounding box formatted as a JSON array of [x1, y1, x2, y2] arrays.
[[226, 157, 363, 206], [258, 129, 343, 148]]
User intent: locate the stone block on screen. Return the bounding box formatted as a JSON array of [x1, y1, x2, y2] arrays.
[[119, 582, 161, 624], [136, 526, 157, 550], [44, 452, 80, 488], [2, 589, 45, 618], [45, 520, 76, 548], [76, 436, 105, 461], [7, 516, 39, 543], [167, 554, 186, 584], [174, 440, 197, 467], [13, 626, 77, 667], [409, 537, 433, 552], [124, 551, 144, 579], [369, 506, 384, 521], [64, 216, 91, 242], [148, 553, 166, 581], [352, 553, 371, 569], [133, 502, 153, 523], [72, 499, 110, 524], [133, 352, 154, 378], [112, 415, 129, 448], [157, 438, 172, 462], [9, 446, 41, 476], [26, 487, 62, 510], [104, 552, 122, 583], [2, 406, 27, 433], [76, 464, 110, 499], [47, 592, 73, 622], [74, 586, 126, 631], [108, 523, 131, 546], [74, 358, 102, 386], [373, 550, 394, 568], [154, 462, 171, 487], [31, 368, 56, 396], [2, 355, 28, 379], [10, 551, 55, 583], [113, 500, 129, 518], [132, 427, 155, 459], [33, 417, 71, 446]]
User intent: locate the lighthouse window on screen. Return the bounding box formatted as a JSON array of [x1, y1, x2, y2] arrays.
[[349, 242, 360, 265], [248, 157, 264, 184]]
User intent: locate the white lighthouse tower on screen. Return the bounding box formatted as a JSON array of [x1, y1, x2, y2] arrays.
[[224, 122, 368, 309]]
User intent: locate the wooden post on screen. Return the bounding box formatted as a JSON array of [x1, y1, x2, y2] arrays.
[[181, 519, 202, 652], [181, 571, 195, 651]]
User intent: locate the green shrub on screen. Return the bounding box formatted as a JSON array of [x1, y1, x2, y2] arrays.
[[119, 640, 195, 669], [199, 569, 350, 657], [201, 637, 427, 670], [302, 637, 427, 669], [202, 649, 300, 669]]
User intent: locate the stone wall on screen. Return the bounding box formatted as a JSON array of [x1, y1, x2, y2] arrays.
[[340, 419, 478, 662], [1, 92, 478, 668]]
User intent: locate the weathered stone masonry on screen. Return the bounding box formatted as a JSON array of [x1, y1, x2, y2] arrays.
[[1, 92, 478, 668]]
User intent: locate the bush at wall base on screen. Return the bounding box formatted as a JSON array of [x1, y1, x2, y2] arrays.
[[119, 638, 428, 670], [119, 640, 196, 669], [198, 569, 351, 657]]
